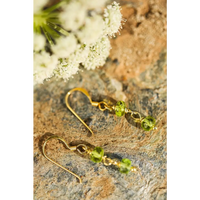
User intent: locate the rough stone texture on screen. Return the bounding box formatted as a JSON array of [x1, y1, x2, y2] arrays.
[[106, 0, 167, 80], [34, 0, 166, 199]]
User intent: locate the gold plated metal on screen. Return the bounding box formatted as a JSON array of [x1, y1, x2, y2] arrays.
[[65, 88, 156, 131], [42, 135, 83, 183], [65, 88, 114, 136], [42, 135, 139, 184], [125, 108, 144, 124], [65, 88, 94, 136], [125, 108, 157, 130]]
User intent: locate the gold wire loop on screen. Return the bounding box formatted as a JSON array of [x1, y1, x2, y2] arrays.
[[130, 112, 144, 123], [76, 144, 88, 155], [125, 108, 144, 123], [102, 156, 113, 166], [42, 135, 82, 183], [98, 102, 108, 111]]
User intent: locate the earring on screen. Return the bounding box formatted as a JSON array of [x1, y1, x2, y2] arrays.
[[65, 87, 157, 132], [42, 135, 139, 183]]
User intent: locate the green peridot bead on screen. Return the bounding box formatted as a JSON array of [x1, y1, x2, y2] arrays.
[[141, 116, 156, 131], [115, 101, 126, 117], [90, 147, 104, 163], [120, 158, 132, 174]]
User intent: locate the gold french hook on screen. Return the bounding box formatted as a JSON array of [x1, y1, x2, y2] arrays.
[[65, 88, 107, 137], [42, 135, 82, 183]]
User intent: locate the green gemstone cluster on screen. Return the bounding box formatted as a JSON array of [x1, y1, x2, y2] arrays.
[[119, 158, 132, 174], [115, 101, 126, 117], [90, 147, 104, 163], [141, 116, 156, 131]]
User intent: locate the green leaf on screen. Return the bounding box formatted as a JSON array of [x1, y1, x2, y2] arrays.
[[47, 21, 69, 36], [46, 18, 60, 24], [41, 26, 54, 46], [43, 23, 60, 38]]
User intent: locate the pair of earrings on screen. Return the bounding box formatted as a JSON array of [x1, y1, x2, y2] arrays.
[[42, 88, 156, 183]]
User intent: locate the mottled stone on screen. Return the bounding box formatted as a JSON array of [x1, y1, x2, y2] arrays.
[[34, 64, 166, 200], [105, 0, 167, 81]]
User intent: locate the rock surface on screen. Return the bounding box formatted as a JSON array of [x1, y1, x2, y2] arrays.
[[34, 0, 166, 199], [107, 0, 167, 80]]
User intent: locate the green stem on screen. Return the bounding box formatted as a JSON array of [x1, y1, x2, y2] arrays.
[[47, 21, 69, 36], [34, 14, 46, 27], [43, 0, 66, 14], [41, 26, 54, 46]]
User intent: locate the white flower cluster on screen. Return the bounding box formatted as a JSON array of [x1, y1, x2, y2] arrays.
[[59, 1, 87, 31], [33, 0, 122, 85], [34, 52, 58, 84], [83, 37, 111, 70], [103, 1, 123, 37], [34, 34, 46, 52], [76, 14, 105, 45], [51, 34, 77, 58]]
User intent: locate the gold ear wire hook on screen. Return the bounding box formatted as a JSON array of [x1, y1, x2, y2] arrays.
[[42, 135, 82, 183], [65, 88, 110, 136]]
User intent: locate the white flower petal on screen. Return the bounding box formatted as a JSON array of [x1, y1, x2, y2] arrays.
[[51, 34, 77, 58], [76, 14, 104, 45], [79, 0, 107, 10], [34, 51, 58, 84], [103, 1, 122, 37], [83, 36, 111, 70], [59, 1, 87, 31], [34, 33, 46, 52]]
